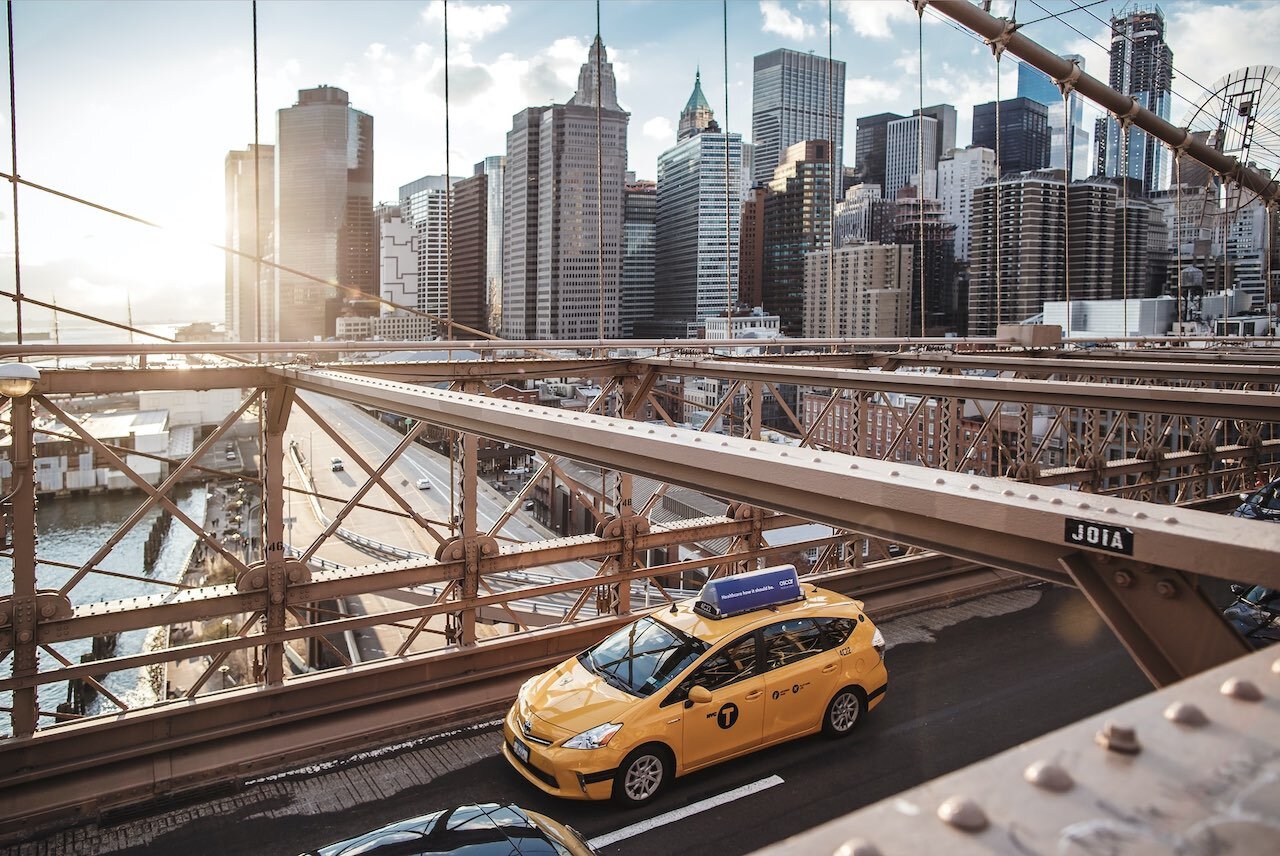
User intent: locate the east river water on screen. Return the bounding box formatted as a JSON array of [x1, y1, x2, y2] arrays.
[[0, 487, 206, 734]]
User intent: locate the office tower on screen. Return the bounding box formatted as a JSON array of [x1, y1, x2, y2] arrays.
[[1096, 7, 1173, 192], [884, 114, 938, 200], [739, 187, 766, 308], [400, 175, 462, 336], [833, 184, 894, 248], [376, 203, 418, 313], [476, 156, 505, 333], [450, 172, 488, 334], [762, 140, 834, 336], [854, 112, 904, 192], [502, 108, 547, 339], [914, 104, 957, 167], [972, 98, 1051, 174], [654, 75, 743, 337], [501, 37, 629, 340], [1224, 186, 1269, 305], [751, 49, 845, 185], [274, 86, 373, 341], [803, 243, 912, 338], [894, 188, 958, 334], [621, 179, 656, 338], [224, 143, 273, 342], [1018, 57, 1090, 179], [938, 146, 997, 261], [678, 70, 715, 141]]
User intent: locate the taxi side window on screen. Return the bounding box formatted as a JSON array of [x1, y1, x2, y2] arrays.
[[662, 634, 757, 706], [762, 618, 825, 671], [814, 616, 857, 649]]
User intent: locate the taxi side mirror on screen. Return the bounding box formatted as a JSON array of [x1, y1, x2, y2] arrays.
[[687, 686, 713, 705]]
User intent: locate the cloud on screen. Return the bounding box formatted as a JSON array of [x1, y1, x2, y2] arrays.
[[834, 0, 917, 40], [847, 76, 901, 106], [420, 1, 511, 43], [759, 1, 815, 42], [642, 116, 674, 143]]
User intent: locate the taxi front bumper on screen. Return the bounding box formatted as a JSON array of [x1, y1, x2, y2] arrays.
[[501, 703, 620, 801]]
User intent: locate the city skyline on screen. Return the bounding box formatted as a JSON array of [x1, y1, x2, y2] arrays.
[[0, 0, 1275, 329]]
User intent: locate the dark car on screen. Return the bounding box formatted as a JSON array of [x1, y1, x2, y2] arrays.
[[1223, 584, 1280, 649], [1231, 477, 1280, 521], [300, 803, 596, 856]]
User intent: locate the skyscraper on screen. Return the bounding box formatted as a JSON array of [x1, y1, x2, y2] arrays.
[[654, 74, 743, 337], [1018, 57, 1090, 179], [884, 114, 938, 200], [1096, 7, 1173, 192], [803, 243, 911, 338], [763, 140, 834, 336], [224, 143, 273, 343], [972, 98, 1051, 174], [914, 104, 957, 166], [274, 86, 373, 342], [854, 112, 905, 193], [450, 171, 488, 334], [376, 203, 418, 313], [938, 146, 996, 261], [678, 70, 715, 141], [751, 49, 845, 185], [621, 179, 656, 338], [476, 156, 505, 334], [400, 175, 462, 336], [501, 37, 629, 340]]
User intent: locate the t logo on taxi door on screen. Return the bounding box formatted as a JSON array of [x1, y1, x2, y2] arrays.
[[715, 702, 738, 729]]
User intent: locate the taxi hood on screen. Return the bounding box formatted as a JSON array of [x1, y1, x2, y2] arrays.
[[525, 655, 638, 737]]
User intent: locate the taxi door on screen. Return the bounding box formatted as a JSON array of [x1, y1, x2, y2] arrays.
[[664, 633, 765, 770], [761, 618, 842, 741]]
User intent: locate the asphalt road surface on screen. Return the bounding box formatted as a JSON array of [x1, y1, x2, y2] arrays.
[[17, 583, 1155, 856]]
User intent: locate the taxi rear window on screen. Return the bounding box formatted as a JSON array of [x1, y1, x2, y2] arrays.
[[578, 616, 708, 698]]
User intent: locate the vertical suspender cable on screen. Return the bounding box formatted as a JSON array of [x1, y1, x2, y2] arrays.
[[252, 0, 261, 354], [1122, 123, 1129, 340], [1062, 88, 1070, 337], [994, 57, 1002, 331], [725, 0, 732, 339], [1175, 153, 1183, 327], [443, 0, 453, 341], [916, 7, 925, 337], [6, 1, 22, 345], [595, 0, 604, 341], [827, 0, 835, 338]]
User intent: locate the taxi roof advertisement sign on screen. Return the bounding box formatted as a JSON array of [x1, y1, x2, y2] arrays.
[[695, 565, 804, 619]]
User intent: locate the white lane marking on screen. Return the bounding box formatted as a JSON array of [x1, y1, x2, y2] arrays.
[[587, 775, 785, 849]]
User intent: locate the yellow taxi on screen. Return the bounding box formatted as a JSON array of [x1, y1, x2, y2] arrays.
[[501, 565, 888, 807]]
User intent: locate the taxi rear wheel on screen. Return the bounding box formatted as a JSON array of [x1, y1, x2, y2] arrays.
[[823, 685, 866, 737], [612, 744, 672, 808]]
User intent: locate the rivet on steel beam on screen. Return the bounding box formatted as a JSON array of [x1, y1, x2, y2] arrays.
[[17, 630, 32, 643], [890, 470, 899, 477], [1050, 497, 1062, 504], [1027, 493, 1038, 501], [1104, 507, 1118, 514], [40, 604, 55, 618], [694, 437, 701, 442], [1163, 517, 1178, 525], [1003, 489, 1014, 496], [813, 456, 822, 463], [1220, 678, 1263, 702], [849, 463, 858, 470], [833, 840, 883, 856], [1024, 760, 1074, 792], [1096, 721, 1141, 754], [969, 483, 980, 490], [936, 796, 988, 832], [1077, 502, 1091, 510], [1164, 701, 1208, 727], [1133, 511, 1147, 519], [935, 478, 945, 485], [1114, 571, 1133, 588]]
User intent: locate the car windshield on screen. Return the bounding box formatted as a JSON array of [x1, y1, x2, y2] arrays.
[[578, 616, 707, 698]]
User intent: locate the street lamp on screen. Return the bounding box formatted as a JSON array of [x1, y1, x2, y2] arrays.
[[221, 618, 233, 639], [219, 665, 230, 689], [0, 363, 39, 398]]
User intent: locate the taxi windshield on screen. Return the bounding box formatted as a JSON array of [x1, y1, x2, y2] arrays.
[[578, 616, 708, 698]]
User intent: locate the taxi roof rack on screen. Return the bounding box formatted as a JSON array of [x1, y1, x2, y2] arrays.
[[692, 565, 805, 620]]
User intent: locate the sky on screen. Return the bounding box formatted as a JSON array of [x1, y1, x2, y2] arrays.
[[0, 0, 1277, 331]]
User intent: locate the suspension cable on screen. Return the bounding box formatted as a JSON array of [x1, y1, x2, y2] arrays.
[[6, 1, 21, 346], [595, 0, 604, 341], [995, 54, 1002, 329], [916, 5, 926, 337], [252, 0, 261, 353], [1122, 122, 1129, 338], [443, 0, 452, 341], [725, 0, 732, 337], [829, 0, 836, 337], [1063, 86, 1071, 334], [1176, 152, 1183, 328]]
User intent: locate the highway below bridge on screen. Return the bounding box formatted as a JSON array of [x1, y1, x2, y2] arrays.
[[21, 584, 1151, 856]]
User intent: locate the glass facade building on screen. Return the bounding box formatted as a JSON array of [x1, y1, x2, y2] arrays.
[[751, 49, 845, 185]]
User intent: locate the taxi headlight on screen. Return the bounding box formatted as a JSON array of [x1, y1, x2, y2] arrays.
[[872, 627, 886, 659], [563, 722, 622, 750]]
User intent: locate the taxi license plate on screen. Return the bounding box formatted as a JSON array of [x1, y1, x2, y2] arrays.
[[512, 737, 530, 764]]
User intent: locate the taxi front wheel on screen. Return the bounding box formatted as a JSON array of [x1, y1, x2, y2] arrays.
[[612, 744, 672, 808], [822, 686, 867, 737]]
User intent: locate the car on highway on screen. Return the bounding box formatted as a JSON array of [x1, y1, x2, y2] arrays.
[[330, 457, 344, 472], [299, 802, 596, 855], [416, 478, 433, 490], [502, 565, 888, 807], [1231, 476, 1280, 521]]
